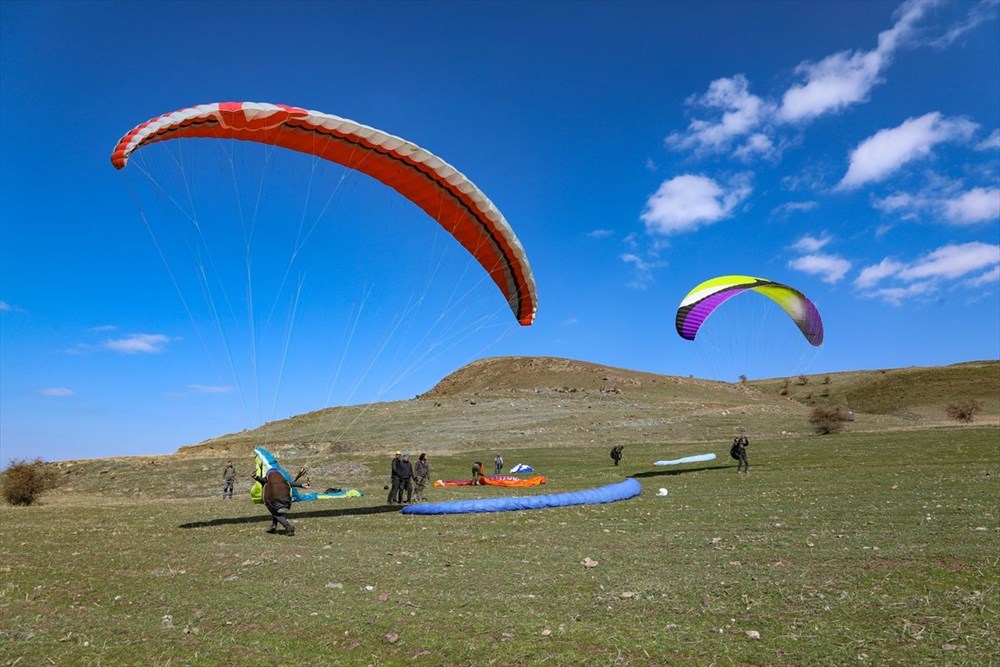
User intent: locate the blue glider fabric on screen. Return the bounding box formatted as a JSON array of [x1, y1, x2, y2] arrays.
[[252, 447, 311, 502], [654, 453, 717, 466], [400, 478, 641, 515]]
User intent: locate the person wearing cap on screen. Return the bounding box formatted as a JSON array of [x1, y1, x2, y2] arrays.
[[394, 452, 414, 503], [388, 451, 403, 504], [494, 453, 504, 475]]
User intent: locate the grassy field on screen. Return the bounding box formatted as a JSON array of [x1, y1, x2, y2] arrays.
[[2, 425, 997, 666]]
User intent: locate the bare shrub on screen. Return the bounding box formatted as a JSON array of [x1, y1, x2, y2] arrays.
[[946, 399, 981, 423], [822, 375, 831, 385], [2, 459, 62, 506], [808, 404, 851, 435], [779, 378, 790, 396], [738, 374, 748, 384], [797, 374, 809, 386]]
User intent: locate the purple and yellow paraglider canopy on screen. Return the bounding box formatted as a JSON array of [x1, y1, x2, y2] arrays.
[[675, 275, 824, 346]]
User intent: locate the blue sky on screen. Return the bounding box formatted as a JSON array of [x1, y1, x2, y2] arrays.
[[2, 0, 998, 464]]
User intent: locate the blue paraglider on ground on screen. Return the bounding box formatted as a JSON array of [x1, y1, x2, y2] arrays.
[[653, 453, 716, 466], [400, 478, 641, 515]]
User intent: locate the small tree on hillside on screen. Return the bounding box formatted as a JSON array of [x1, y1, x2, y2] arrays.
[[2, 458, 62, 506], [808, 403, 850, 435], [946, 399, 981, 423], [779, 378, 790, 396]]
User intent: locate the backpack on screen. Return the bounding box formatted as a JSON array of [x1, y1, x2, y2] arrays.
[[729, 442, 740, 460]]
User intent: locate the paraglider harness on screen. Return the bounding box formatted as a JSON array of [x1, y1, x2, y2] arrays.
[[610, 446, 623, 464]]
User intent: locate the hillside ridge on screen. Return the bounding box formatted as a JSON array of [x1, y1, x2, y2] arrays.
[[173, 356, 998, 459]]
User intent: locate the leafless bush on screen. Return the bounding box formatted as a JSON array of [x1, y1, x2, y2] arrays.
[[808, 404, 851, 435], [946, 399, 981, 423], [797, 374, 809, 386], [2, 458, 62, 506], [779, 378, 790, 396]]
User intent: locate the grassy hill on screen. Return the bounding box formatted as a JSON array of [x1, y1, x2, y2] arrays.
[[36, 356, 997, 502], [178, 356, 999, 460], [3, 358, 998, 665], [752, 360, 1000, 420]]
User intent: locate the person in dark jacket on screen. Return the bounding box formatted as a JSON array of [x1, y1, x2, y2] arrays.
[[388, 451, 403, 504], [610, 446, 624, 466], [413, 453, 430, 502], [395, 453, 414, 503], [733, 435, 749, 473], [251, 468, 310, 536]]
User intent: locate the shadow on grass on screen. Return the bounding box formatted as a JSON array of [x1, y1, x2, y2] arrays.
[[179, 503, 400, 529], [632, 464, 746, 478]]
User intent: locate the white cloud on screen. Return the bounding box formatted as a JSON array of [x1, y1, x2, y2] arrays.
[[620, 252, 666, 289], [103, 333, 172, 354], [587, 229, 614, 239], [88, 324, 118, 333], [932, 0, 1000, 47], [39, 387, 75, 398], [664, 0, 991, 167], [865, 280, 938, 305], [874, 182, 1000, 225], [666, 75, 773, 154], [898, 242, 1000, 282], [873, 191, 923, 218], [942, 187, 1000, 224], [838, 112, 977, 189], [856, 242, 1000, 303], [772, 201, 819, 217], [854, 258, 906, 288], [975, 129, 1000, 151], [186, 384, 237, 394], [640, 174, 751, 235], [965, 265, 1000, 288], [792, 234, 831, 253], [778, 0, 932, 123], [788, 253, 852, 284], [0, 301, 10, 312], [734, 133, 776, 160]]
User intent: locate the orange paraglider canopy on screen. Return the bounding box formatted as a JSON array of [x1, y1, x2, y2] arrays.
[[112, 102, 537, 325]]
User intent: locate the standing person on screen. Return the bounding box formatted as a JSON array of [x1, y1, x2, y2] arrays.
[[388, 451, 402, 504], [251, 468, 310, 536], [610, 445, 624, 466], [222, 460, 236, 499], [733, 435, 750, 473], [494, 453, 504, 475], [395, 453, 414, 503], [471, 461, 485, 485], [413, 453, 430, 502]]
